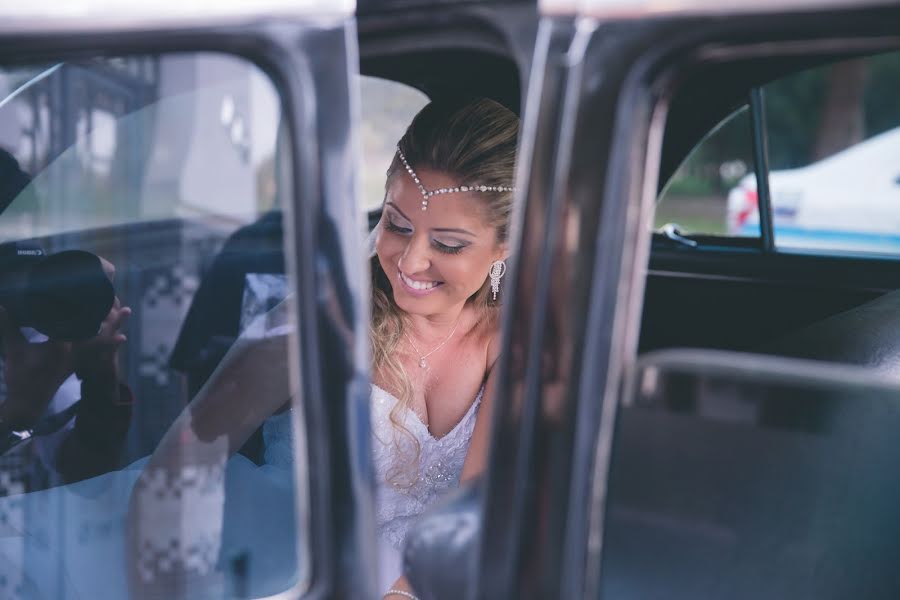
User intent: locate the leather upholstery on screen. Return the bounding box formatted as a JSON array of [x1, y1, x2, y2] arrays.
[[761, 288, 900, 374]]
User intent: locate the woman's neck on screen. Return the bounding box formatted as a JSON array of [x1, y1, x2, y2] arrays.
[[405, 303, 467, 340]]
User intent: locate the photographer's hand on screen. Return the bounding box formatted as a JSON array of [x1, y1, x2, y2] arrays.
[[71, 296, 131, 383], [0, 306, 74, 430], [58, 296, 133, 483], [64, 255, 128, 385]]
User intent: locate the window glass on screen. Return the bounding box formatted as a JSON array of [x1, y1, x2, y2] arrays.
[[655, 106, 757, 237], [763, 51, 900, 255], [0, 53, 306, 598], [359, 76, 429, 213]]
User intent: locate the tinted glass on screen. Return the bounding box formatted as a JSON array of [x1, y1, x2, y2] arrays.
[[0, 53, 307, 598], [763, 51, 900, 255], [656, 106, 757, 237]]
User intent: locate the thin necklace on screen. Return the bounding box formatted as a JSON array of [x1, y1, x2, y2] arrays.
[[403, 316, 462, 370]]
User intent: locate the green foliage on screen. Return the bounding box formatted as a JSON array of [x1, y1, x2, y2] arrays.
[[665, 174, 717, 197], [764, 51, 900, 169], [764, 69, 825, 169], [865, 53, 900, 136], [655, 49, 900, 238]]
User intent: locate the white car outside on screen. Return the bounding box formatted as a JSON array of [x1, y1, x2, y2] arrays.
[[727, 124, 900, 253]]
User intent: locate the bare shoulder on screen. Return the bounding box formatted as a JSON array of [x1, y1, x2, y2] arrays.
[[484, 326, 502, 373], [460, 306, 501, 379]]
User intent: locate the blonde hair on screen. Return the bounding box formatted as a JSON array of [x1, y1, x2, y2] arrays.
[[370, 98, 519, 485]]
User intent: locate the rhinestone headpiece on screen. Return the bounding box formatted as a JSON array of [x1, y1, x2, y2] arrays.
[[396, 146, 516, 211]]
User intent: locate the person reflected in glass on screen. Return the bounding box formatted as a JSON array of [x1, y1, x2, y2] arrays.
[[0, 255, 133, 488], [0, 147, 134, 489]]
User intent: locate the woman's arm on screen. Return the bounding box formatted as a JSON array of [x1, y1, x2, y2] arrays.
[[139, 294, 297, 473], [126, 308, 295, 596], [144, 331, 293, 469]]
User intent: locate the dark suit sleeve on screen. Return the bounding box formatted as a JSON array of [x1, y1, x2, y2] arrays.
[[56, 379, 133, 484]]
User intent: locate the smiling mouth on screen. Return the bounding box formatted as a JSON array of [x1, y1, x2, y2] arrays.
[[398, 269, 443, 292]]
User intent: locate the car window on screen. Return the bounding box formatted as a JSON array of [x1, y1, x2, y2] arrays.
[[0, 53, 307, 598], [359, 76, 429, 213], [762, 51, 900, 255], [655, 105, 757, 237]]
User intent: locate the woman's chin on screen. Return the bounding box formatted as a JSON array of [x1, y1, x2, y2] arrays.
[[392, 288, 453, 316], [393, 290, 433, 312]]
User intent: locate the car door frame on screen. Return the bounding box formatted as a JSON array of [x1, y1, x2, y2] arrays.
[[474, 1, 900, 599], [0, 5, 376, 599]]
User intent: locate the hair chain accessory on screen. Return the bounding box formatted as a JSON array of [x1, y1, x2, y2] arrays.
[[396, 146, 516, 211], [489, 259, 507, 301], [403, 315, 461, 370]]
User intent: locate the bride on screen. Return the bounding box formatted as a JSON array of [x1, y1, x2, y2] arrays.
[[365, 97, 517, 595], [0, 97, 518, 599]]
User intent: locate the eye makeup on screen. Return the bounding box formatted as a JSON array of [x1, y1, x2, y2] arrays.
[[385, 217, 411, 234], [382, 204, 471, 255], [432, 239, 465, 255]]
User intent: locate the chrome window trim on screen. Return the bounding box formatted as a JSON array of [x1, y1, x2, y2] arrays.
[[474, 14, 585, 599], [583, 78, 668, 600], [627, 347, 900, 392], [1, 0, 354, 33], [475, 9, 667, 597], [541, 0, 897, 18]]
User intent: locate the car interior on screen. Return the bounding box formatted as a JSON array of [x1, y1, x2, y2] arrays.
[[2, 2, 900, 597], [354, 7, 900, 594], [358, 8, 900, 598], [356, 16, 900, 368], [600, 21, 900, 600], [603, 351, 900, 600]]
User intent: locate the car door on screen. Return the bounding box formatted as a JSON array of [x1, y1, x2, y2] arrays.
[[470, 0, 900, 598], [0, 3, 375, 598]]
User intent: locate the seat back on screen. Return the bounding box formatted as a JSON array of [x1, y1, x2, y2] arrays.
[[600, 350, 900, 600], [761, 287, 900, 375]]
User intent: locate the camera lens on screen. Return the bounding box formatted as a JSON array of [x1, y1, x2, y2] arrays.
[[24, 250, 115, 340]]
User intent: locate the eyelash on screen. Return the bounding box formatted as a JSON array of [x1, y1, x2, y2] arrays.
[[433, 240, 464, 255], [385, 218, 465, 255], [385, 219, 411, 235]]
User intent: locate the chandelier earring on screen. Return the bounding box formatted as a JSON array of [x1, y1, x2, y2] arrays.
[[489, 260, 507, 301]]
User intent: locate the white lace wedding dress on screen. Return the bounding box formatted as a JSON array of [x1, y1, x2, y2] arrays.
[[263, 382, 482, 592], [0, 383, 479, 598], [370, 383, 481, 591]]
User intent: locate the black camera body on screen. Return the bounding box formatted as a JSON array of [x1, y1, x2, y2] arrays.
[[0, 242, 115, 340]]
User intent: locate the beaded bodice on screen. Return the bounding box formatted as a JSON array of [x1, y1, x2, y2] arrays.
[[370, 383, 482, 550], [261, 384, 482, 551]]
